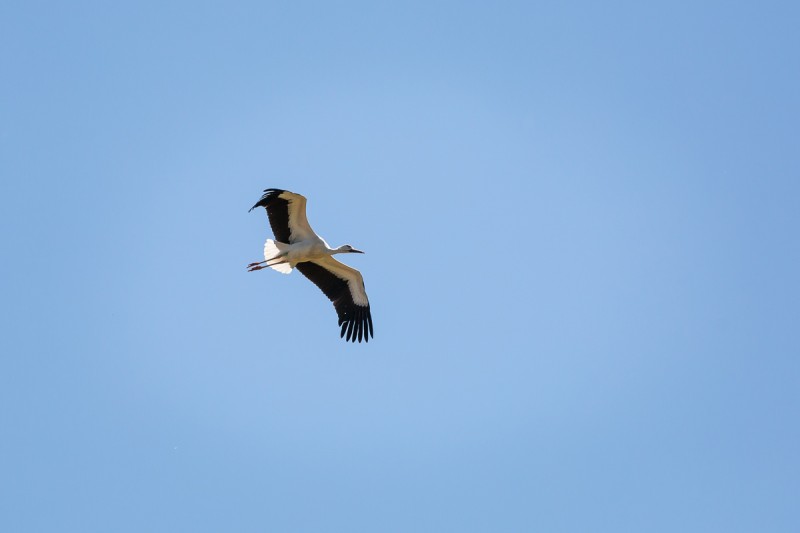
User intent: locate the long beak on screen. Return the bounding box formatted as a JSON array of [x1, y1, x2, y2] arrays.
[[350, 249, 365, 254]]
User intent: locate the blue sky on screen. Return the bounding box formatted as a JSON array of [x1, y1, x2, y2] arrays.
[[2, 1, 798, 531]]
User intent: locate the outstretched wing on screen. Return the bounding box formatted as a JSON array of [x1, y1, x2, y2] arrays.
[[295, 256, 373, 343], [249, 188, 317, 243]]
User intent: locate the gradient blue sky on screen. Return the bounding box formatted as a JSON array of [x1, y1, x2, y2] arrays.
[[2, 1, 799, 531]]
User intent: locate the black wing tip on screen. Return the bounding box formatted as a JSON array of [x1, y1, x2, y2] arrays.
[[248, 188, 287, 212], [338, 306, 373, 343]]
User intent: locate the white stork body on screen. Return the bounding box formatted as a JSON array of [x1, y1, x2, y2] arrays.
[[247, 188, 373, 342]]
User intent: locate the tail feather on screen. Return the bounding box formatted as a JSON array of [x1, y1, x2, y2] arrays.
[[264, 239, 292, 274]]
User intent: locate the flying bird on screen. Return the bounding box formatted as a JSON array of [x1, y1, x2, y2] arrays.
[[247, 188, 373, 343]]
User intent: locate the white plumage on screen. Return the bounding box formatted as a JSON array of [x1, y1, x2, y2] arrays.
[[247, 188, 373, 343], [262, 240, 292, 273]]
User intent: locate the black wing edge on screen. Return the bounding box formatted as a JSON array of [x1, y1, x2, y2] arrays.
[[295, 262, 374, 343], [249, 188, 291, 243], [337, 303, 374, 343], [248, 188, 286, 212]]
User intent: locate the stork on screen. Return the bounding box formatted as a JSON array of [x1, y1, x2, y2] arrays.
[[247, 188, 373, 343]]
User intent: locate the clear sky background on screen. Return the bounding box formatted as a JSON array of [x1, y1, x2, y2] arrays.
[[2, 1, 798, 531]]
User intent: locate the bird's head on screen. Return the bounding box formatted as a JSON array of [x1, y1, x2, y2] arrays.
[[339, 244, 365, 254]]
